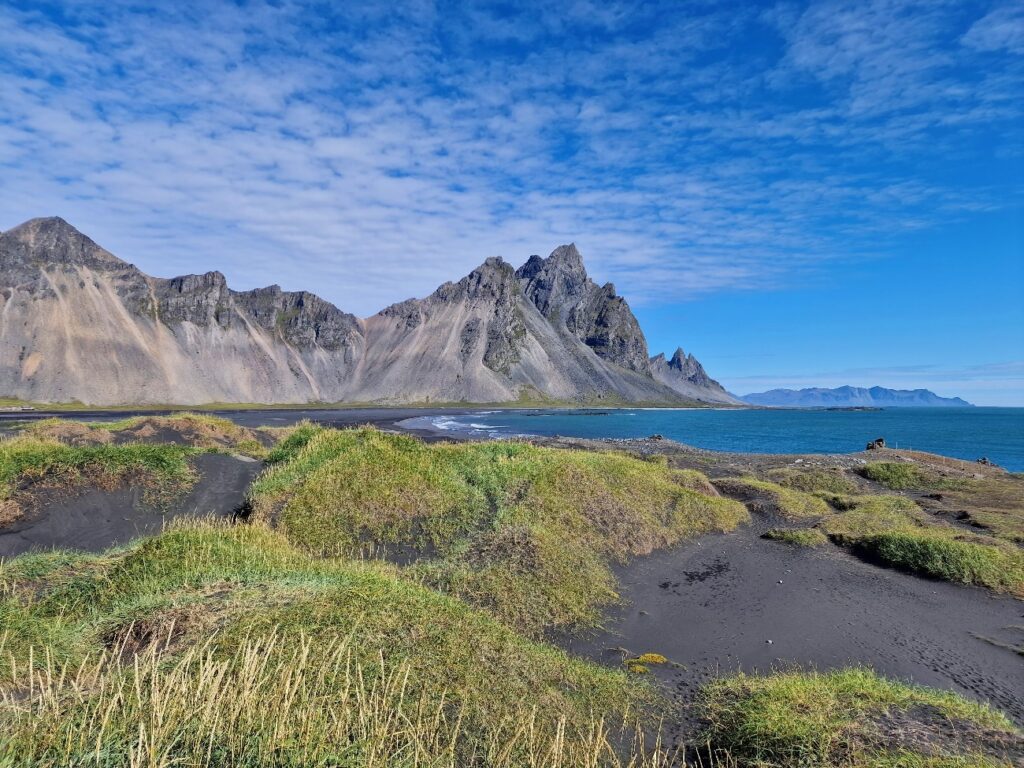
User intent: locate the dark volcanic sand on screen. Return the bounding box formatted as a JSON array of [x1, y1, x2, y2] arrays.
[[561, 517, 1024, 731], [0, 453, 261, 559]]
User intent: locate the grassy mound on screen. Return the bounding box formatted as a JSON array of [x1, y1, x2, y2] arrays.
[[713, 477, 830, 520], [700, 667, 1022, 767], [0, 521, 667, 767], [931, 475, 1024, 545], [0, 435, 198, 524], [248, 427, 748, 635], [819, 496, 1024, 596], [851, 532, 1024, 595], [857, 461, 971, 492], [25, 412, 277, 458], [765, 467, 859, 497]]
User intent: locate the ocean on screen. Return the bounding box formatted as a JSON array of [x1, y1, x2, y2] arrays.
[[400, 407, 1024, 472]]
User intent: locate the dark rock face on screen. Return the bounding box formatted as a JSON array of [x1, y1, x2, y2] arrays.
[[155, 271, 232, 327], [517, 244, 650, 374], [233, 286, 361, 352], [649, 347, 741, 405], [432, 257, 526, 375]]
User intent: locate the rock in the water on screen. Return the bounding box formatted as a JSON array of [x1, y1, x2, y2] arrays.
[[866, 437, 887, 450]]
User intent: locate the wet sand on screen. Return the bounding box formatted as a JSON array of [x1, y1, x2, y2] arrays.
[[562, 516, 1024, 729], [0, 453, 261, 559]]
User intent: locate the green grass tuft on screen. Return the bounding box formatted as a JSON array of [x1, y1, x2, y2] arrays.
[[714, 477, 830, 520], [766, 468, 859, 496], [819, 495, 1024, 596], [701, 667, 1020, 768], [763, 528, 828, 547], [858, 462, 968, 492], [852, 531, 1024, 595]]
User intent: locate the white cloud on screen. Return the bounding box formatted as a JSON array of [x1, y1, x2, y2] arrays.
[[0, 1, 1020, 316]]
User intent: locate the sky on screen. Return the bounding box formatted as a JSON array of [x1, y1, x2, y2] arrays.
[[1, 1, 1022, 405]]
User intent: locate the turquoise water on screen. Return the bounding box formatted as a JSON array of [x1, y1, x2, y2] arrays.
[[405, 407, 1024, 471]]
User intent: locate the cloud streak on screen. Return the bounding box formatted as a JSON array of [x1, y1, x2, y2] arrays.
[[0, 0, 1021, 316]]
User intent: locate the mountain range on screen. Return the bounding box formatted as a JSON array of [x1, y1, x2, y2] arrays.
[[742, 386, 974, 408], [0, 217, 740, 407]]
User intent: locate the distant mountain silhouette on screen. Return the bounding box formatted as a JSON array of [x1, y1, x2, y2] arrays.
[[742, 385, 973, 408]]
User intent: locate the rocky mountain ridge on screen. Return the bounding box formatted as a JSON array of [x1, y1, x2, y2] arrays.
[[651, 348, 743, 405], [0, 217, 736, 406]]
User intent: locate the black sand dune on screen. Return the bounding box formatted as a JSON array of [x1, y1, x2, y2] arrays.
[[562, 517, 1024, 730], [0, 453, 262, 559]]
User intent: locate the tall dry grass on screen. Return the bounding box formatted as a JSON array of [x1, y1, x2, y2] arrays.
[[0, 631, 679, 768]]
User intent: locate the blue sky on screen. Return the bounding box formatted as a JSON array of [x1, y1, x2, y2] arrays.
[[1, 1, 1022, 404]]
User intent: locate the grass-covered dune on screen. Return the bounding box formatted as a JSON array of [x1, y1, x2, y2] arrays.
[[2, 523, 1018, 766], [24, 412, 278, 458], [247, 426, 749, 635], [0, 521, 666, 767], [0, 413, 288, 529], [2, 425, 1021, 766], [701, 668, 1021, 767]]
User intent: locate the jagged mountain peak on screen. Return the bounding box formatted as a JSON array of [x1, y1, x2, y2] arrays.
[[516, 244, 591, 317], [650, 347, 741, 405], [668, 347, 689, 367]]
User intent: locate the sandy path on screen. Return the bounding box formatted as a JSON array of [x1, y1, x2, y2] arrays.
[[561, 519, 1024, 732], [0, 453, 262, 559]]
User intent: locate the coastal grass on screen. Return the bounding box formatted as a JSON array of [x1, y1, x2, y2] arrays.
[[858, 462, 969, 492], [699, 667, 1020, 768], [23, 412, 276, 458], [763, 528, 829, 547], [819, 495, 1024, 596], [0, 434, 198, 518], [248, 426, 748, 635], [0, 520, 669, 767], [713, 477, 830, 520], [764, 467, 859, 497], [938, 475, 1024, 544]]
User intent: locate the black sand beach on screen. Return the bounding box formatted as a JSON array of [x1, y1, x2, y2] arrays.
[[562, 519, 1024, 730], [0, 453, 262, 560], [2, 406, 1021, 732]]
